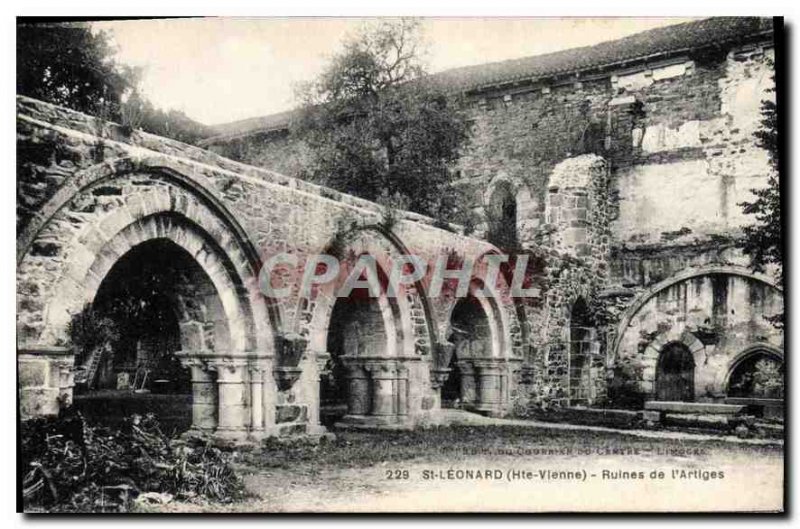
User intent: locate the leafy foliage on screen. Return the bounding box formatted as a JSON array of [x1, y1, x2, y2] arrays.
[[67, 304, 119, 366], [22, 412, 245, 512], [17, 21, 211, 144], [739, 66, 782, 326], [294, 19, 472, 223], [17, 22, 135, 120], [729, 357, 784, 399], [121, 90, 213, 144]]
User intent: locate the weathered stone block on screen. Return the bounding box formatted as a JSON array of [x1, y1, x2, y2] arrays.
[[276, 404, 307, 424], [19, 361, 48, 387]]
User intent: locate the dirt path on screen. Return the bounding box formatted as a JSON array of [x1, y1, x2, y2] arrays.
[[154, 425, 783, 513]]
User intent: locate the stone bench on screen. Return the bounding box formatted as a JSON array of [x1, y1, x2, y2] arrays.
[[644, 401, 747, 415], [643, 401, 753, 435], [725, 398, 784, 421]]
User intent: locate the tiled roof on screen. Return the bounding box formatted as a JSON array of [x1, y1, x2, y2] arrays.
[[205, 17, 774, 141]]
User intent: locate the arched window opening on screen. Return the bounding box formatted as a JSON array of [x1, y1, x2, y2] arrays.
[[487, 182, 518, 250], [728, 352, 784, 399]]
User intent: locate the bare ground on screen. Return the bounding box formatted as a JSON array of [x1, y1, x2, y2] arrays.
[[144, 421, 784, 513]]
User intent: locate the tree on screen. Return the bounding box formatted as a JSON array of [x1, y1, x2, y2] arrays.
[[17, 22, 136, 120], [740, 68, 782, 326], [17, 21, 211, 144], [294, 19, 471, 222]]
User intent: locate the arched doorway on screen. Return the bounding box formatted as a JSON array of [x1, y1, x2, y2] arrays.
[[728, 350, 784, 399], [655, 343, 695, 402], [316, 254, 414, 428], [443, 295, 494, 410], [72, 239, 230, 435], [569, 298, 598, 404], [322, 288, 390, 426]]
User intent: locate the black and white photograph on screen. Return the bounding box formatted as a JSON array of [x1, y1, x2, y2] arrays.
[[15, 14, 785, 514]]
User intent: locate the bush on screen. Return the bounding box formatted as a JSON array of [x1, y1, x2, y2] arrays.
[[21, 410, 245, 512]]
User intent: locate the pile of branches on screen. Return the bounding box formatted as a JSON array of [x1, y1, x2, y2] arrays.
[[21, 411, 245, 512]]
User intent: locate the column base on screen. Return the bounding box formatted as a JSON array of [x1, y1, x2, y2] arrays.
[[248, 426, 283, 441], [473, 403, 504, 418], [213, 427, 251, 443], [180, 427, 216, 441], [335, 414, 414, 430], [306, 423, 331, 436]]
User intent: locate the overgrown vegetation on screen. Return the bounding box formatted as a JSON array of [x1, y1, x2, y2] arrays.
[[17, 21, 211, 144], [740, 64, 782, 327], [67, 303, 119, 369], [293, 18, 474, 225], [242, 424, 781, 473], [21, 412, 245, 512]]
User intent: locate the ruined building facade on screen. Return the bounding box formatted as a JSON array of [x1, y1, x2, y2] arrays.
[[17, 18, 783, 440]]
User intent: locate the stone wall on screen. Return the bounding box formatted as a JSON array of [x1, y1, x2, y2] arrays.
[[17, 96, 525, 437], [17, 24, 784, 423]]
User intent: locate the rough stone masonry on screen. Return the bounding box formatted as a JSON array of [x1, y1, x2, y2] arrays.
[[17, 17, 783, 441]]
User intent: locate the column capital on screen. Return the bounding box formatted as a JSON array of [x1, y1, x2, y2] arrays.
[[472, 357, 506, 370], [340, 356, 368, 378], [365, 361, 398, 378], [276, 333, 309, 368], [273, 366, 303, 391], [456, 359, 476, 374], [430, 368, 451, 389], [313, 351, 332, 378], [433, 341, 456, 370]]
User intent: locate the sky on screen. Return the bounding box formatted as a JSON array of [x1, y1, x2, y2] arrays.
[[93, 17, 699, 126]]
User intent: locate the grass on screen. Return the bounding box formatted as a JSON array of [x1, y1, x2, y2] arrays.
[[246, 424, 783, 472]]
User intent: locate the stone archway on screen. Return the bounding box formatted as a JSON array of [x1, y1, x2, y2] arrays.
[[299, 227, 434, 430], [725, 346, 784, 399], [73, 237, 226, 433], [441, 281, 513, 417], [443, 295, 492, 410], [641, 329, 705, 400], [324, 283, 400, 426], [17, 161, 278, 440], [611, 267, 783, 405]]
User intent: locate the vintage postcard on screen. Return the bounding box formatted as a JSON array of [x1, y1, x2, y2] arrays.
[[17, 16, 784, 513]]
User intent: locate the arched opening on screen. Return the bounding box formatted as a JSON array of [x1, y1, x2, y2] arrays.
[[442, 295, 492, 409], [569, 298, 598, 404], [655, 342, 695, 402], [487, 182, 518, 250], [728, 351, 784, 399], [72, 239, 229, 435], [321, 288, 389, 426]]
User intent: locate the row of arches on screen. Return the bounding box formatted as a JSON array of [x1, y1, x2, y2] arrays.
[[654, 343, 784, 402], [17, 156, 524, 436], [564, 269, 784, 408]]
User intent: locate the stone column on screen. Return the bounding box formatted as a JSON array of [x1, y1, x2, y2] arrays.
[[249, 363, 264, 436], [456, 360, 477, 406], [210, 354, 249, 441], [473, 358, 504, 416], [396, 364, 409, 417], [306, 352, 331, 434], [53, 356, 76, 408], [18, 346, 75, 418], [368, 362, 397, 417], [261, 355, 279, 436], [341, 357, 370, 416], [176, 352, 217, 434]]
